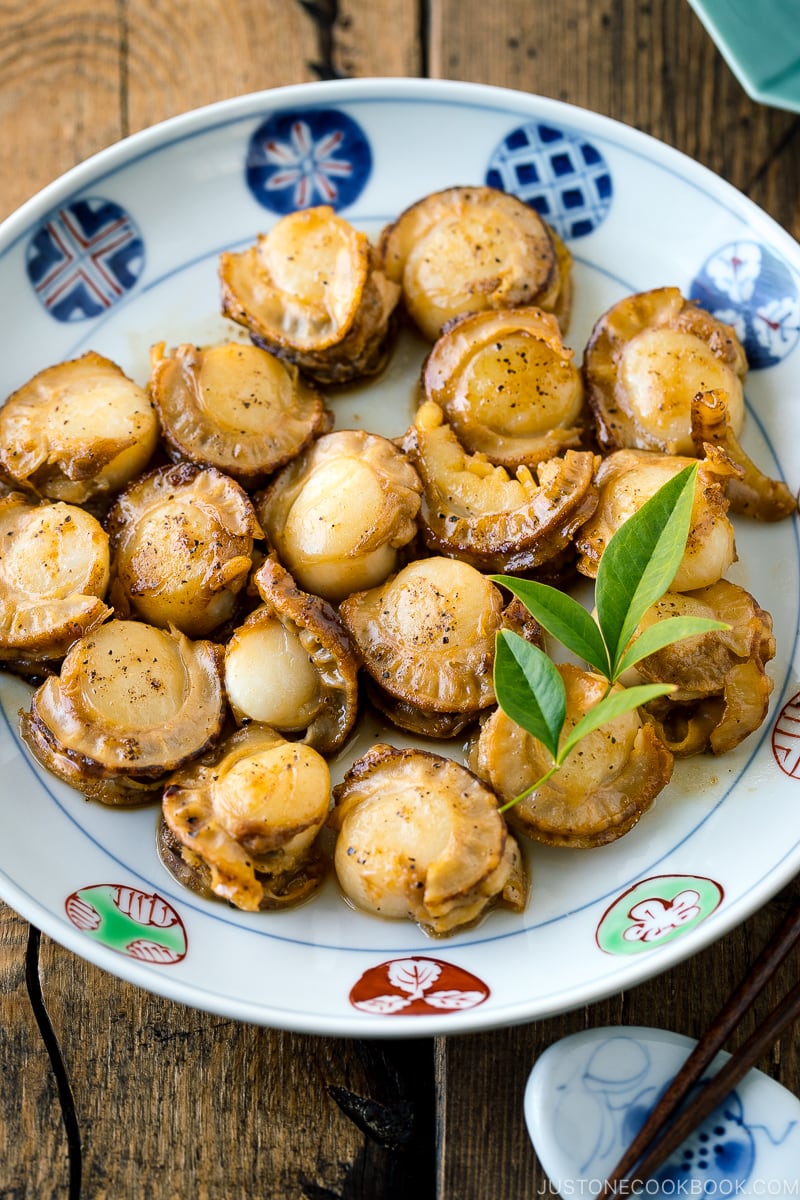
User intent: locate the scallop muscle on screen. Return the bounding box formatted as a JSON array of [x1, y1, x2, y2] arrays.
[[255, 429, 422, 604], [19, 619, 226, 805], [339, 556, 508, 727], [0, 492, 110, 667], [159, 724, 331, 912], [470, 664, 674, 848], [149, 340, 332, 488], [583, 287, 747, 456], [106, 462, 262, 637], [575, 447, 738, 591], [329, 744, 527, 935], [422, 306, 588, 468], [402, 400, 598, 574], [0, 351, 159, 503], [224, 555, 360, 754], [627, 580, 776, 756], [691, 389, 797, 521], [219, 206, 400, 384], [379, 185, 571, 341]]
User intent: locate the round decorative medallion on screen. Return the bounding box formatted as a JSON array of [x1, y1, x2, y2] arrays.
[[596, 874, 724, 955], [245, 108, 372, 214], [349, 956, 490, 1016], [26, 197, 144, 322], [690, 240, 800, 368], [485, 122, 612, 239], [65, 884, 187, 964], [772, 690, 800, 778]]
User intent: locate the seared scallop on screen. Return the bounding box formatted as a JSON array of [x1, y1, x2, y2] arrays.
[[19, 619, 226, 806], [379, 185, 571, 341], [339, 556, 529, 734], [159, 723, 331, 912], [583, 286, 747, 456], [106, 462, 262, 638], [422, 306, 588, 468], [219, 206, 401, 384], [0, 351, 159, 503], [625, 580, 776, 756], [329, 743, 527, 935], [255, 429, 422, 604], [224, 555, 360, 754], [402, 400, 598, 574], [691, 389, 797, 521], [469, 664, 674, 848], [575, 447, 738, 591], [0, 491, 110, 669], [149, 340, 332, 488]]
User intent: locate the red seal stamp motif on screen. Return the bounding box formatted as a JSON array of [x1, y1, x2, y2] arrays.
[[349, 955, 490, 1015]]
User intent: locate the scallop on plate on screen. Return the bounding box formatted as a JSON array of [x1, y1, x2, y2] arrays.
[[1, 77, 799, 1037]]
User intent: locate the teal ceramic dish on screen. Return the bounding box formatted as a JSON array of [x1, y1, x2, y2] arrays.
[[688, 0, 800, 112]]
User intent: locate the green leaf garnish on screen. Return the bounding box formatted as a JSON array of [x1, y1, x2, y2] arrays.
[[493, 631, 565, 762], [595, 462, 698, 680], [557, 682, 675, 760], [491, 461, 732, 812], [490, 575, 611, 677]]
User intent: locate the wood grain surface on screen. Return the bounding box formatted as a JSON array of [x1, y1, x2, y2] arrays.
[[1, 2, 799, 1197]]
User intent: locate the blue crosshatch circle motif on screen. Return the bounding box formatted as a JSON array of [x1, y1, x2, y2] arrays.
[[485, 122, 612, 239], [245, 108, 372, 214], [690, 241, 800, 369], [26, 197, 144, 323]]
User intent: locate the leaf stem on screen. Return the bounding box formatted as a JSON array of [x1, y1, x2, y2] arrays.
[[498, 762, 561, 813]]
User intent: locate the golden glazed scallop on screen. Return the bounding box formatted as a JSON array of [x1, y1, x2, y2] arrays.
[[422, 306, 588, 468], [329, 744, 527, 935], [469, 664, 674, 848], [339, 556, 532, 736], [224, 555, 360, 755], [0, 491, 111, 670], [159, 724, 331, 912], [149, 340, 332, 488], [402, 400, 599, 575], [379, 185, 571, 341], [583, 286, 747, 456], [106, 462, 262, 638], [219, 206, 401, 384], [575, 447, 739, 591], [19, 619, 226, 806], [691, 389, 797, 521], [0, 351, 159, 504], [624, 580, 776, 757], [255, 429, 422, 604]]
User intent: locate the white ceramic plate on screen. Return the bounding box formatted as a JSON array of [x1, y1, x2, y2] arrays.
[[1, 78, 799, 1037]]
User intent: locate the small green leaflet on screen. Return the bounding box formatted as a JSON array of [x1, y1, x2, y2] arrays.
[[594, 463, 709, 677], [494, 633, 565, 760], [491, 461, 729, 807], [493, 577, 612, 677], [557, 681, 676, 761]]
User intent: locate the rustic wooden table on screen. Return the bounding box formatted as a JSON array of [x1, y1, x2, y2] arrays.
[[1, 2, 799, 1197]]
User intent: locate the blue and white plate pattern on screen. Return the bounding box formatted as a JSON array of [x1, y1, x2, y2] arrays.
[[485, 121, 613, 239], [690, 241, 800, 368], [26, 197, 144, 322], [1, 79, 800, 1038], [525, 1026, 800, 1195], [244, 107, 372, 214]]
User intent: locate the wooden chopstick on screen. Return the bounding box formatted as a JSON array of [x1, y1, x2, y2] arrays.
[[601, 898, 800, 1192]]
